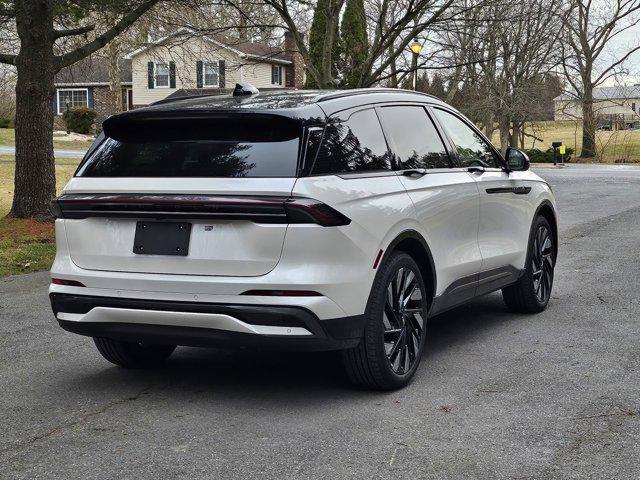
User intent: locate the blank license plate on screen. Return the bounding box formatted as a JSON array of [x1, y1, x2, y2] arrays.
[[133, 221, 191, 256]]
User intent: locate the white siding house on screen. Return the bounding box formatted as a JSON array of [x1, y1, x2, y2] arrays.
[[126, 31, 301, 107], [554, 86, 640, 123]]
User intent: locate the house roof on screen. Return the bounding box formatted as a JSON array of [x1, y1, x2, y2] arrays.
[[54, 57, 132, 86], [124, 29, 292, 65], [163, 87, 290, 100], [554, 85, 640, 101]]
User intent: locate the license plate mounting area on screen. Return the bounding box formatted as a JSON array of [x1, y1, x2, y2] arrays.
[[133, 221, 192, 256]]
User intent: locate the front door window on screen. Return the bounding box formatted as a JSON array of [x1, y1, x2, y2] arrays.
[[433, 109, 500, 168]]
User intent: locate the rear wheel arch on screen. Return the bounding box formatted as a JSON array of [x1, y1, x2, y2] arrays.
[[381, 230, 436, 307]]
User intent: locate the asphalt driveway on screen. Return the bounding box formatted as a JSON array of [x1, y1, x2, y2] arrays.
[[1, 164, 639, 479]]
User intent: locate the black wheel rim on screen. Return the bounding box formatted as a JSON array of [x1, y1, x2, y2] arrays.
[[383, 266, 426, 375], [531, 225, 554, 303]]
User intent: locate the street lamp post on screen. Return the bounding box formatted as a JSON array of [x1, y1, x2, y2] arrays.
[[409, 39, 422, 91]]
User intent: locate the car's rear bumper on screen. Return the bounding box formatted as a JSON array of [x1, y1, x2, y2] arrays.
[[50, 293, 365, 351]]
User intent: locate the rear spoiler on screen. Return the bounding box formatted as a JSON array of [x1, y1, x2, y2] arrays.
[[103, 111, 301, 143]]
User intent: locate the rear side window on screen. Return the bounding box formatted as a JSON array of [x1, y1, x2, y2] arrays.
[[76, 116, 301, 178], [312, 109, 391, 175], [378, 106, 451, 169]]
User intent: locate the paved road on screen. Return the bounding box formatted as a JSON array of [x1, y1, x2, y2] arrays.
[[2, 165, 640, 479], [0, 145, 86, 159]]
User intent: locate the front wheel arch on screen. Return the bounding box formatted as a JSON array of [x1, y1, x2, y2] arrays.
[[534, 200, 558, 261]]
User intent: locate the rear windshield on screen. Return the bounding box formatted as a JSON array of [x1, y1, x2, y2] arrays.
[[76, 116, 301, 178]]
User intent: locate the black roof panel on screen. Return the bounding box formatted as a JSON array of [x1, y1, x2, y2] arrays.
[[108, 88, 448, 127], [147, 90, 324, 111]]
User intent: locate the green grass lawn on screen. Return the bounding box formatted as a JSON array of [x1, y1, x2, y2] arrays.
[[0, 127, 93, 151], [1, 157, 78, 277], [490, 120, 640, 162]]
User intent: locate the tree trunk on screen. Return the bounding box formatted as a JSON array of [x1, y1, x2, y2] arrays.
[[388, 46, 398, 88], [108, 39, 122, 114], [498, 116, 511, 157], [9, 0, 57, 219], [483, 112, 494, 139], [320, 10, 337, 88], [580, 84, 596, 158], [510, 123, 520, 149]]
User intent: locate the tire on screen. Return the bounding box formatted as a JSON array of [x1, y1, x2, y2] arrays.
[[342, 252, 429, 390], [502, 215, 556, 313], [93, 337, 175, 368]]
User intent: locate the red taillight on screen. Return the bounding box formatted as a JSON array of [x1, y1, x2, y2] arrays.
[[51, 278, 85, 287], [284, 198, 351, 227], [240, 290, 323, 297]]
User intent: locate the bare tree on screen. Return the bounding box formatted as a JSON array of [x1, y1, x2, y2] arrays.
[[254, 0, 495, 88], [430, 0, 563, 153], [561, 0, 640, 158], [0, 0, 163, 218]]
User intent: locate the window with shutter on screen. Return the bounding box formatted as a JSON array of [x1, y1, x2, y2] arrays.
[[271, 65, 282, 85], [154, 62, 170, 88], [203, 62, 219, 87]]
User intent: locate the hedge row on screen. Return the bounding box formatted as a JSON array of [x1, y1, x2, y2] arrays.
[[523, 147, 574, 163]]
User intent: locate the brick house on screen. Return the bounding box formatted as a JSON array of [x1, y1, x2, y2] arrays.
[[53, 57, 133, 130], [53, 31, 305, 130]]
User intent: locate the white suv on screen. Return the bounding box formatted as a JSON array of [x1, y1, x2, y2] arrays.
[[50, 87, 557, 390]]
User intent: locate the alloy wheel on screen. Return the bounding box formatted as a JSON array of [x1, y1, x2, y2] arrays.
[[383, 266, 426, 375], [531, 225, 554, 303]]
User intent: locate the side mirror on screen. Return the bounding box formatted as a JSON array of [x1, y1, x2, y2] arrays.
[[506, 147, 530, 171]]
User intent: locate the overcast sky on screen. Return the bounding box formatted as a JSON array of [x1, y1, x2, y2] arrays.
[[598, 7, 640, 85]]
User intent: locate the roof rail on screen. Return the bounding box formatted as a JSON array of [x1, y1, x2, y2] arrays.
[[315, 88, 441, 103]]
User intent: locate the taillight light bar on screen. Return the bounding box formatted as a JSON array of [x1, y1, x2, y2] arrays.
[[51, 194, 351, 227]]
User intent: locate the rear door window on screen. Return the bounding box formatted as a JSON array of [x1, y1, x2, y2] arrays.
[[378, 106, 451, 169], [311, 108, 392, 175], [76, 116, 301, 178]]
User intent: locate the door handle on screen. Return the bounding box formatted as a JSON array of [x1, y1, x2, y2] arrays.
[[467, 166, 485, 174], [402, 169, 427, 177]]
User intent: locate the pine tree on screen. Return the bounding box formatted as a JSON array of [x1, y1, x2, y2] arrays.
[[428, 74, 447, 100], [306, 0, 339, 88], [415, 72, 430, 93], [340, 0, 368, 87]]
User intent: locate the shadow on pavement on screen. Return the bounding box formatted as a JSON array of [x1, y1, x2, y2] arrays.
[[60, 293, 519, 400]]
